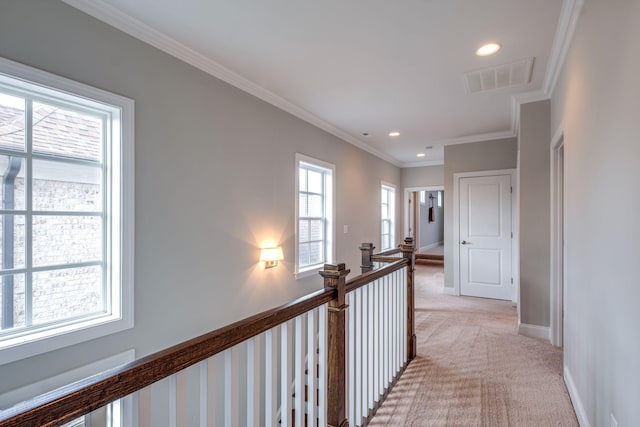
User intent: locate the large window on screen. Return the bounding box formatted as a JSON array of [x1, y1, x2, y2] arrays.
[[0, 58, 134, 364], [381, 184, 395, 251], [295, 154, 334, 278]]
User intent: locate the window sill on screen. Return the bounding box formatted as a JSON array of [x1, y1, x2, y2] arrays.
[[294, 265, 324, 280], [0, 314, 133, 366]]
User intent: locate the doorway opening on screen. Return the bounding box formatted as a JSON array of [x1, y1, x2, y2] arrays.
[[404, 186, 444, 254]]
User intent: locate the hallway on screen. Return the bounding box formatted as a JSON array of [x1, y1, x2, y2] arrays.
[[369, 264, 577, 426]]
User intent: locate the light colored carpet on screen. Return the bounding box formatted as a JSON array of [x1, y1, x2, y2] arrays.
[[369, 265, 577, 426]]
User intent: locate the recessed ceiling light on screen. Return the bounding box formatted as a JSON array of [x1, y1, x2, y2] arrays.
[[389, 131, 400, 137], [425, 146, 433, 150], [362, 132, 369, 136], [416, 153, 425, 157], [476, 43, 501, 57]]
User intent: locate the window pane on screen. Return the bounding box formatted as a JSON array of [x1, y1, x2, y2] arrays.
[[308, 241, 323, 265], [32, 265, 103, 325], [0, 156, 25, 210], [33, 216, 102, 267], [298, 243, 310, 267], [299, 220, 309, 243], [381, 189, 388, 204], [0, 215, 25, 270], [382, 235, 390, 250], [299, 168, 307, 192], [308, 170, 322, 193], [308, 194, 323, 217], [0, 93, 25, 152], [32, 101, 103, 162], [0, 273, 26, 331], [381, 204, 388, 219], [382, 220, 390, 234], [310, 220, 323, 241], [33, 159, 102, 211], [298, 194, 308, 217]]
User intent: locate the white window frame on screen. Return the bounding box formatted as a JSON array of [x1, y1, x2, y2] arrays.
[[0, 57, 134, 365], [380, 182, 396, 251], [295, 154, 335, 279]]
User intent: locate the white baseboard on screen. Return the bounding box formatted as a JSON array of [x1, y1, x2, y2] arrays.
[[419, 241, 443, 252], [518, 323, 551, 341], [564, 365, 591, 427], [442, 287, 456, 296]]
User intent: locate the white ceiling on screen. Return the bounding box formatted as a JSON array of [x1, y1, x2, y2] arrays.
[[64, 0, 564, 167]]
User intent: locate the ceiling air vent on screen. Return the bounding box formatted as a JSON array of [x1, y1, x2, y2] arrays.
[[464, 57, 534, 94]]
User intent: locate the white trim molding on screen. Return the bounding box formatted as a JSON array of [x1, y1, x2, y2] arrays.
[[564, 365, 591, 427], [61, 0, 401, 168], [550, 124, 565, 347], [518, 323, 551, 341], [543, 0, 585, 96]]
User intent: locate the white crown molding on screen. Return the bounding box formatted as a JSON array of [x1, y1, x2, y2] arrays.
[[400, 159, 444, 168], [510, 89, 549, 134], [510, 0, 583, 135], [543, 0, 585, 97], [63, 0, 583, 168], [61, 0, 402, 168], [431, 130, 517, 147]]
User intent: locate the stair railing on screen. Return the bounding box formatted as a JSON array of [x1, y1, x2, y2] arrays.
[[0, 239, 415, 427]]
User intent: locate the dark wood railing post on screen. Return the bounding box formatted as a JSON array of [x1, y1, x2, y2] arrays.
[[401, 237, 417, 360], [320, 263, 350, 427], [360, 242, 375, 273]]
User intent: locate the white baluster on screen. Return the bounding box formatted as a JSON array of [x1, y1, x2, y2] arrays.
[[362, 285, 369, 419], [281, 322, 291, 427], [169, 375, 177, 427], [295, 315, 305, 427], [355, 287, 362, 426], [307, 309, 318, 426], [348, 292, 355, 426], [318, 304, 328, 427], [247, 336, 261, 426], [265, 329, 278, 427], [224, 347, 239, 427]]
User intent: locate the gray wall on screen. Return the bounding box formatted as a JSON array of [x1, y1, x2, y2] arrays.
[[418, 192, 444, 249], [518, 100, 551, 327], [401, 165, 444, 189], [550, 0, 640, 424], [0, 0, 401, 396], [443, 138, 517, 289]]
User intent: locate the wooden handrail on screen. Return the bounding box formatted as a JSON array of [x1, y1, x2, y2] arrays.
[[371, 255, 403, 263], [0, 287, 336, 427], [345, 259, 408, 294], [375, 247, 402, 257]]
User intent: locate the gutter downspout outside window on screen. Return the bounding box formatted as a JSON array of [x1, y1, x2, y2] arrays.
[[2, 156, 22, 330]]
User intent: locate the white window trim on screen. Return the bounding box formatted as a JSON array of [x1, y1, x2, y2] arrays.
[[0, 57, 134, 365], [381, 182, 396, 251], [295, 153, 335, 279]]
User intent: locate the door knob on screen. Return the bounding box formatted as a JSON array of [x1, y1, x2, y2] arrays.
[[461, 240, 470, 245]]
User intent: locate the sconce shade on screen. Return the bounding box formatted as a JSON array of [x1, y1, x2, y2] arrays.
[[260, 246, 284, 268]]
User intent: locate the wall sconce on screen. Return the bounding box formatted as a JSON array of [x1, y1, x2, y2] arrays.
[[260, 246, 284, 269]]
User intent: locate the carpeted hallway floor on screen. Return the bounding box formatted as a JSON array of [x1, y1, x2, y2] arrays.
[[369, 264, 578, 426]]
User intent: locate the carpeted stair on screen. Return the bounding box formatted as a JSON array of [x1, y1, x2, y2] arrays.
[[415, 253, 444, 266]]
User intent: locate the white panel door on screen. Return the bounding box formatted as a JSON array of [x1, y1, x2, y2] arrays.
[[459, 175, 512, 300]]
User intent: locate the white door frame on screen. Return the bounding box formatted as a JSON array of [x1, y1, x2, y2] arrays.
[[453, 169, 518, 300], [404, 186, 444, 247], [550, 124, 565, 347]]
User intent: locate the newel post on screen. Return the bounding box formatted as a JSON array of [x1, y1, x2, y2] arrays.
[[360, 242, 375, 273], [320, 263, 350, 427], [401, 237, 417, 360]]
